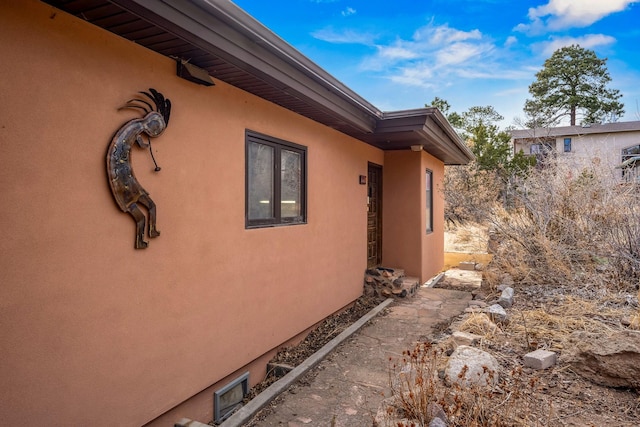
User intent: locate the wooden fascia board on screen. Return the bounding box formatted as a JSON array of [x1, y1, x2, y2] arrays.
[[110, 0, 378, 133]]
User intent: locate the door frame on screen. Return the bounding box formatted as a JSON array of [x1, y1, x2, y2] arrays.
[[367, 162, 383, 268]]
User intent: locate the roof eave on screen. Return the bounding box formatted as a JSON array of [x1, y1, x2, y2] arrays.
[[45, 0, 472, 163], [111, 0, 380, 133], [369, 108, 474, 164]]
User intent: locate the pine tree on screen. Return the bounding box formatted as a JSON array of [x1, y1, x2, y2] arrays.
[[524, 45, 624, 127]]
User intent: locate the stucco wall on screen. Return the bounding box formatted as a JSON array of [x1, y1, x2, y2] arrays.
[[421, 152, 445, 281], [514, 131, 640, 180], [0, 1, 384, 426], [382, 150, 445, 282]]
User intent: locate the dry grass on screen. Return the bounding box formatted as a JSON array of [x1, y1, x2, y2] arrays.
[[383, 342, 550, 427], [458, 312, 501, 338], [506, 295, 629, 351]]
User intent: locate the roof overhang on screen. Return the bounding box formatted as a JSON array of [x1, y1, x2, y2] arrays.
[[42, 0, 474, 165], [511, 121, 640, 140]]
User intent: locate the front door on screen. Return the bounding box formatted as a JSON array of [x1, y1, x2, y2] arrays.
[[367, 163, 382, 269]]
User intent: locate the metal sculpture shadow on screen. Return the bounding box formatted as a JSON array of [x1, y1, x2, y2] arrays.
[[107, 89, 171, 249]]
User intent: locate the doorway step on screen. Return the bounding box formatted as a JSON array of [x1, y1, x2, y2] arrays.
[[363, 267, 419, 298]]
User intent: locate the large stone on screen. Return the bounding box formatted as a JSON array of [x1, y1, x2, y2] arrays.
[[523, 349, 557, 370], [459, 261, 476, 271], [445, 345, 500, 387], [485, 303, 508, 323], [561, 330, 640, 389], [497, 287, 514, 308]]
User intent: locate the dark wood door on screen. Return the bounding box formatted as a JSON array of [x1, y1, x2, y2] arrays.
[[367, 163, 382, 269]]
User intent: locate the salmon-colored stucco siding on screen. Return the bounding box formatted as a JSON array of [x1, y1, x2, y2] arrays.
[[0, 1, 385, 426], [382, 151, 445, 282]]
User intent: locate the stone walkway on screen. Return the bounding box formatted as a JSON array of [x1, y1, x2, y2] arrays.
[[246, 279, 475, 426]]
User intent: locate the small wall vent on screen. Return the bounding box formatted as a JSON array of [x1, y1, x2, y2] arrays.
[[213, 372, 249, 423]]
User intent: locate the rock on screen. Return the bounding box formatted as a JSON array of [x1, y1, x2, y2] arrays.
[[445, 345, 500, 387], [452, 331, 482, 347], [429, 417, 447, 427], [459, 261, 476, 271], [472, 291, 487, 300], [497, 287, 514, 308], [485, 304, 508, 323], [523, 349, 557, 370], [497, 284, 509, 292], [561, 330, 640, 389], [474, 263, 485, 271], [427, 402, 447, 424], [468, 300, 487, 308]]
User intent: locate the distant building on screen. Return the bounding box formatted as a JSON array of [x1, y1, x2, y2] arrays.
[[510, 121, 640, 183]]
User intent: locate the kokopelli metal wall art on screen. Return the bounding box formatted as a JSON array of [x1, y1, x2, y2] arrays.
[[107, 89, 171, 249]]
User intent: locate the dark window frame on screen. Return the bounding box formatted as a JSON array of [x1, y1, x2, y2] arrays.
[[563, 138, 572, 152], [245, 130, 307, 228], [425, 169, 433, 234]]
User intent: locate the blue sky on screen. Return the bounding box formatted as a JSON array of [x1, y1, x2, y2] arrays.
[[231, 0, 640, 127]]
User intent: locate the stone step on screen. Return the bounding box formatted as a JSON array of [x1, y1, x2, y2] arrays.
[[393, 276, 420, 298], [364, 267, 419, 298]]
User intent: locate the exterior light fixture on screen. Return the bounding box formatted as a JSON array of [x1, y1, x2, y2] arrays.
[[176, 59, 215, 86], [410, 145, 423, 152]]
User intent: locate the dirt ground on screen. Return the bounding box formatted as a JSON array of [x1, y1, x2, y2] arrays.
[[239, 294, 387, 404], [233, 224, 639, 426], [435, 277, 639, 426], [438, 223, 640, 426]]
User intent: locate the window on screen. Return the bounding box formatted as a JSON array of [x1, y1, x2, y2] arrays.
[[621, 144, 640, 179], [246, 131, 306, 227], [425, 169, 433, 233], [530, 142, 553, 155], [622, 144, 640, 162], [564, 138, 572, 152]]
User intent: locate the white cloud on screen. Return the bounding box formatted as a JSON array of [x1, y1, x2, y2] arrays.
[[532, 34, 617, 56], [390, 63, 436, 88], [377, 45, 419, 60], [360, 23, 502, 86], [456, 68, 534, 80], [311, 27, 376, 45], [315, 20, 532, 90], [413, 24, 482, 45], [341, 7, 356, 17], [516, 0, 639, 33], [504, 36, 518, 47], [435, 42, 489, 67]]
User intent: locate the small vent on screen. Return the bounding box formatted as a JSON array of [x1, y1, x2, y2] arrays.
[[213, 372, 249, 423]]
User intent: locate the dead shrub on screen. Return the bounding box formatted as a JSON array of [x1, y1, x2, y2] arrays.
[[384, 342, 550, 427], [443, 165, 501, 225], [479, 158, 640, 291]]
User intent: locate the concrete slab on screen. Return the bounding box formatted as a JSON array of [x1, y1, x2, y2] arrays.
[[441, 269, 483, 290]]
